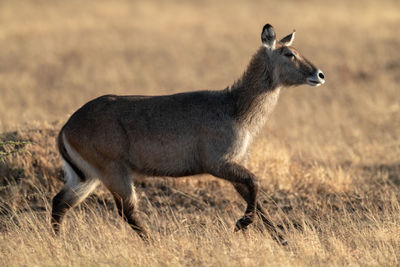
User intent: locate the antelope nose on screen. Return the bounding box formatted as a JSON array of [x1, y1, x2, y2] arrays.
[[306, 69, 325, 86], [318, 70, 325, 82]]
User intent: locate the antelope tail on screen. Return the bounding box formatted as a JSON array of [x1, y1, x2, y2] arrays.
[[57, 131, 87, 182]]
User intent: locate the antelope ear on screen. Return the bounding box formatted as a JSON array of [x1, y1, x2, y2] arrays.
[[261, 24, 276, 49], [280, 30, 296, 46]]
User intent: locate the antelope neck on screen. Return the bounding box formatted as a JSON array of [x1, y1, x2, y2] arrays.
[[229, 47, 281, 132]]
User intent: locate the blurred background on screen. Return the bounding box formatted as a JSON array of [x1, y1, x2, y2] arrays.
[[0, 0, 399, 163], [0, 2, 399, 264]]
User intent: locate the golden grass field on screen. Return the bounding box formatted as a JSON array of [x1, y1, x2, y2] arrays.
[[0, 0, 399, 265]]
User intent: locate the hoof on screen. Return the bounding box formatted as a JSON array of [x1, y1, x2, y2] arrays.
[[278, 236, 288, 246], [51, 222, 61, 235], [135, 228, 150, 243], [234, 215, 253, 232]]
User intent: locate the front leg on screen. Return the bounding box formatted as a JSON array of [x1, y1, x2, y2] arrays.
[[208, 162, 259, 230], [233, 183, 288, 245]]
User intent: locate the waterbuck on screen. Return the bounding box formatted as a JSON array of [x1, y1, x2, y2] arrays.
[[51, 24, 325, 244]]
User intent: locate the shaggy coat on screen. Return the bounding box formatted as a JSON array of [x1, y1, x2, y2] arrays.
[[51, 24, 325, 245]]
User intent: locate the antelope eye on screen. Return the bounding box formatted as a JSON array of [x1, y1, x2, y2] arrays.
[[284, 52, 295, 59]]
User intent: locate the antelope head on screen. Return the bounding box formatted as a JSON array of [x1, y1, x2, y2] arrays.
[[261, 24, 325, 87]]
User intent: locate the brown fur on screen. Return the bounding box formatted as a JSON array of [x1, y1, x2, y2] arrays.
[[51, 24, 325, 245]]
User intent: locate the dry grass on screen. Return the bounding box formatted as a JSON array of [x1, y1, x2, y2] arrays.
[[0, 0, 399, 266]]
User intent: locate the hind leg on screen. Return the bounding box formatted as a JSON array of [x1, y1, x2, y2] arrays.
[[51, 162, 99, 233], [101, 166, 148, 239]]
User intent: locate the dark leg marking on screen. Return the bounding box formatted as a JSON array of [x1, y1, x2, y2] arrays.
[[209, 162, 259, 231], [51, 188, 75, 234], [113, 194, 148, 240], [232, 183, 288, 246]]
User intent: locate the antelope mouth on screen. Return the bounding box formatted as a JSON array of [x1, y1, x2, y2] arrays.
[[306, 78, 323, 87]]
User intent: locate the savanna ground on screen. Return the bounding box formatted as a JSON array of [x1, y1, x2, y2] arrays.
[[0, 0, 399, 266]]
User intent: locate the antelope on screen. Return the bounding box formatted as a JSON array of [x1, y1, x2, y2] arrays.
[[51, 24, 325, 244]]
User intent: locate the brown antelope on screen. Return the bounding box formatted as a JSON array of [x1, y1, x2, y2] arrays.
[[51, 24, 325, 244]]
